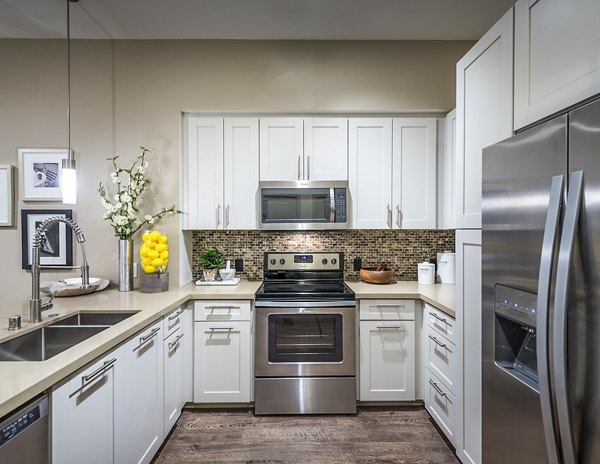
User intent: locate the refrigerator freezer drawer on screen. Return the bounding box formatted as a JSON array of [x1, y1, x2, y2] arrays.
[[425, 368, 456, 445], [424, 303, 456, 344], [423, 323, 456, 393]]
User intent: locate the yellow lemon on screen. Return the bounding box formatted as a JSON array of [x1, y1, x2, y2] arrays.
[[159, 235, 168, 244], [160, 250, 169, 260], [142, 231, 152, 242], [155, 243, 166, 253], [142, 257, 151, 267], [148, 249, 159, 260], [151, 257, 164, 267], [144, 265, 156, 273], [149, 231, 161, 242], [146, 241, 156, 249], [140, 245, 148, 257]]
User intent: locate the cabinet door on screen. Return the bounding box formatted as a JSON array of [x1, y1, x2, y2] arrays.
[[224, 118, 259, 229], [183, 117, 224, 229], [392, 118, 437, 229], [456, 9, 513, 229], [441, 110, 457, 229], [349, 118, 393, 229], [514, 0, 600, 130], [194, 321, 251, 403], [52, 347, 121, 464], [359, 320, 415, 401], [455, 229, 482, 464], [259, 118, 303, 181], [304, 117, 348, 181], [115, 321, 164, 464], [182, 307, 194, 405], [164, 328, 184, 435]]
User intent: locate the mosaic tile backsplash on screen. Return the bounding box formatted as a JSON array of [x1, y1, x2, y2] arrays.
[[191, 230, 454, 281]]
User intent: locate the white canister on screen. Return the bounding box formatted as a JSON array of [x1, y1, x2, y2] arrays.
[[418, 262, 435, 285], [437, 252, 456, 284]]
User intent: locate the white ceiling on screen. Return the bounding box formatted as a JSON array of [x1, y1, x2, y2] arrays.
[[0, 0, 515, 40]]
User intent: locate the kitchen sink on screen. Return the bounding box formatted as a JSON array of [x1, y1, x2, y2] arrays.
[[0, 311, 138, 362]]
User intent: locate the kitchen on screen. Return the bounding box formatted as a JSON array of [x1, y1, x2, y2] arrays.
[[1, 0, 599, 463]]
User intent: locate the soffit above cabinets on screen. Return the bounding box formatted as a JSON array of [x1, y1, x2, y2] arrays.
[[0, 0, 515, 40]]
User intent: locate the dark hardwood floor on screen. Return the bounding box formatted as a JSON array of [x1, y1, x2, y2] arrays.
[[153, 407, 459, 463]]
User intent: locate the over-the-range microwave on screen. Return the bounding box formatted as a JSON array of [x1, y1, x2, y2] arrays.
[[259, 181, 349, 230]]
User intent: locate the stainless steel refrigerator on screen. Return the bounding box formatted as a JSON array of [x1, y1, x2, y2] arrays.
[[482, 97, 600, 464]]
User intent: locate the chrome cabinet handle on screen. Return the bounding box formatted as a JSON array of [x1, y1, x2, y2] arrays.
[[297, 156, 301, 180], [553, 170, 583, 464], [396, 204, 401, 228], [375, 304, 405, 308], [429, 335, 447, 349], [429, 312, 448, 324], [216, 204, 221, 227], [168, 308, 184, 321], [386, 204, 392, 228], [429, 379, 447, 398], [168, 333, 184, 350], [225, 205, 230, 228], [376, 325, 405, 330], [209, 326, 234, 331], [307, 155, 310, 180], [207, 305, 240, 311], [536, 175, 564, 464], [70, 358, 117, 397], [134, 327, 160, 351]]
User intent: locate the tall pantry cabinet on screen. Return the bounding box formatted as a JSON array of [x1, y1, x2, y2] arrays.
[[454, 7, 514, 464]]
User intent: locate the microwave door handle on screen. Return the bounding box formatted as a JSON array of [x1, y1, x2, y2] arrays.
[[553, 170, 584, 464], [330, 188, 335, 222], [536, 174, 564, 464]]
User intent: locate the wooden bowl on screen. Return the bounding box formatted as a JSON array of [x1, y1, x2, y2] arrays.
[[359, 267, 395, 284]]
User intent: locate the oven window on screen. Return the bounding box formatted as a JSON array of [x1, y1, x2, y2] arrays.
[[268, 314, 343, 363], [261, 188, 331, 223]]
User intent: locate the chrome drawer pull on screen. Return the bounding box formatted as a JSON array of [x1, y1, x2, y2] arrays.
[[429, 335, 447, 349], [207, 305, 240, 311], [168, 333, 184, 350], [376, 325, 405, 330], [429, 379, 447, 398], [134, 327, 160, 351], [375, 304, 406, 308], [82, 358, 116, 387], [429, 312, 448, 324], [209, 326, 234, 331], [168, 308, 184, 321]]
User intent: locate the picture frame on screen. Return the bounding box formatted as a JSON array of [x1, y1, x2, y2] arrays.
[[21, 209, 73, 270], [19, 148, 69, 201], [0, 165, 14, 226]]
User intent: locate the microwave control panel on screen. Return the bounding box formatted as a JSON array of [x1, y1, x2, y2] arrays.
[[334, 188, 347, 223]]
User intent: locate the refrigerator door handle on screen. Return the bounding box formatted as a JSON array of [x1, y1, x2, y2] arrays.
[[536, 174, 564, 464], [553, 170, 584, 464]]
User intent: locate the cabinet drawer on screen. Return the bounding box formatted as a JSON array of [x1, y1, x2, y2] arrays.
[[164, 306, 185, 339], [359, 299, 415, 321], [66, 347, 120, 396], [194, 300, 251, 321], [424, 369, 456, 444], [423, 303, 455, 343], [423, 323, 456, 393]]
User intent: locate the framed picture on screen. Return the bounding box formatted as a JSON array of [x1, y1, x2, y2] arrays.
[[19, 148, 69, 201], [0, 165, 14, 226], [21, 209, 73, 270]]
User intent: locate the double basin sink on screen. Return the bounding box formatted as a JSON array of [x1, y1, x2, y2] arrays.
[[0, 311, 137, 362]]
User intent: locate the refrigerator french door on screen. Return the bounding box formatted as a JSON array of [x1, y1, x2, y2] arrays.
[[482, 97, 600, 464]]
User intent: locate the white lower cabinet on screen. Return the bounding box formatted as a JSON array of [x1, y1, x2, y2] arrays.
[[52, 346, 122, 464], [424, 369, 457, 443], [115, 320, 164, 464], [164, 328, 184, 434], [193, 300, 252, 403], [359, 299, 416, 401]]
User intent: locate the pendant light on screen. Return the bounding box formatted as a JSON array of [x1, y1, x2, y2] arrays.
[[62, 0, 78, 204]]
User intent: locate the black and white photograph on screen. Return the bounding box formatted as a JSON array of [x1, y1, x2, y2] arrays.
[[19, 148, 68, 201], [21, 209, 73, 269]]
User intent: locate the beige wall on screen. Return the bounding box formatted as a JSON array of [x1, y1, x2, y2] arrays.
[[0, 39, 473, 315]]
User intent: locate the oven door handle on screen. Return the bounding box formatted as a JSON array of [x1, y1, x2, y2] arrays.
[[254, 300, 356, 308]]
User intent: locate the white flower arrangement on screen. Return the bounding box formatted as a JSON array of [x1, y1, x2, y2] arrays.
[[98, 147, 182, 240]]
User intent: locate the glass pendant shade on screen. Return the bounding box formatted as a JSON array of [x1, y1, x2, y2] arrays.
[[62, 157, 77, 204]]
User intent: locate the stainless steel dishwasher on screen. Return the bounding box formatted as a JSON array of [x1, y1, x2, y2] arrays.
[[0, 394, 48, 463]]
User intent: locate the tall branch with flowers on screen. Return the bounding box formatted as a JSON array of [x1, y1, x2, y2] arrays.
[[98, 147, 182, 239]]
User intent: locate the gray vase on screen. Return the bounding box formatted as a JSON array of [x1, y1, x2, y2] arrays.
[[118, 239, 134, 292]]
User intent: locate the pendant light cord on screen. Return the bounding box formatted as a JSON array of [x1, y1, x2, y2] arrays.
[[67, 0, 71, 154]]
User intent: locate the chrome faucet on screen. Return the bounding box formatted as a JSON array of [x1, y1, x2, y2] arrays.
[[30, 216, 90, 323]]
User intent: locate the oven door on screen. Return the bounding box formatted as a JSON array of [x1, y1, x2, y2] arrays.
[[255, 306, 356, 377]]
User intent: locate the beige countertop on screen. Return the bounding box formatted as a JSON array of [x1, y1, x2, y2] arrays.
[[0, 279, 454, 419], [345, 281, 455, 317]]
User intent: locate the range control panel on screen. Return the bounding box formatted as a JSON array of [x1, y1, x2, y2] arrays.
[[494, 284, 537, 327], [265, 252, 343, 271]]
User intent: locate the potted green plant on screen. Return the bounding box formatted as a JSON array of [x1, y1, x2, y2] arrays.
[[199, 247, 224, 281]]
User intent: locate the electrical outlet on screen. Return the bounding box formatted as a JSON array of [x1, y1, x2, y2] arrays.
[[353, 258, 362, 271]]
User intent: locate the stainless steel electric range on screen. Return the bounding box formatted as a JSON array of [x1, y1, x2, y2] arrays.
[[254, 252, 356, 415]]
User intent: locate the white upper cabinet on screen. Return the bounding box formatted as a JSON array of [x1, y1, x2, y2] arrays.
[[455, 8, 513, 229], [259, 118, 304, 181], [349, 118, 393, 229], [303, 117, 348, 180], [440, 110, 457, 229], [224, 118, 259, 229], [514, 0, 600, 130], [183, 117, 224, 229], [392, 118, 437, 229], [183, 116, 258, 230]]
